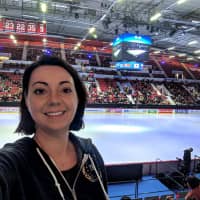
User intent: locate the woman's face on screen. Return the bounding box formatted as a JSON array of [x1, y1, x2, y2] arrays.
[[25, 65, 78, 135]]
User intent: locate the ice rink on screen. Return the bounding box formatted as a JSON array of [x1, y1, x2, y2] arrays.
[[0, 110, 200, 164]]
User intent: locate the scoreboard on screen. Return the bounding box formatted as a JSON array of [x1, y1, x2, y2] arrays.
[[0, 18, 46, 35], [112, 33, 152, 63], [115, 61, 143, 70]]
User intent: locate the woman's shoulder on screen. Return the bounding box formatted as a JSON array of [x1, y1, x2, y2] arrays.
[[1, 136, 33, 148], [69, 132, 93, 151], [0, 137, 35, 194], [0, 137, 34, 161], [69, 132, 104, 164]]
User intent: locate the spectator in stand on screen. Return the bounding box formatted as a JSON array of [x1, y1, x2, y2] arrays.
[[185, 176, 200, 200], [183, 148, 193, 176]]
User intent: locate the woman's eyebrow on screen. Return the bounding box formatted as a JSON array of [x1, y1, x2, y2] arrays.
[[60, 80, 72, 85], [31, 80, 71, 86], [32, 81, 48, 86]]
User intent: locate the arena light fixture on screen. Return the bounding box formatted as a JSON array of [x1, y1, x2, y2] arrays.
[[22, 15, 39, 19], [188, 40, 198, 45], [178, 53, 186, 57], [41, 2, 47, 13], [92, 33, 98, 39], [153, 51, 160, 54], [177, 0, 187, 5], [52, 3, 67, 9], [194, 49, 200, 54], [77, 42, 81, 47], [100, 14, 106, 21], [42, 38, 47, 43], [89, 27, 96, 34], [9, 34, 15, 40], [113, 49, 121, 57], [192, 20, 200, 24], [167, 46, 175, 50], [73, 46, 79, 51], [150, 12, 162, 21]]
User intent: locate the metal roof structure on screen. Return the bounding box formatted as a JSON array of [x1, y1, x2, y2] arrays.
[[0, 0, 200, 59]]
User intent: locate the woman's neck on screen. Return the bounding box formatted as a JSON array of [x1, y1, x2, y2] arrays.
[[34, 130, 77, 171], [34, 132, 69, 157]]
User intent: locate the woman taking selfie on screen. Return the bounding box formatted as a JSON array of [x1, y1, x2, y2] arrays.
[[0, 56, 109, 200]]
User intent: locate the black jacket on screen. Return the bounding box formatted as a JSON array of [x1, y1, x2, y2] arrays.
[[0, 133, 109, 200]]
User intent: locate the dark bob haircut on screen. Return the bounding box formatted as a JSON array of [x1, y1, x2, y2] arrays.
[[15, 55, 87, 135], [186, 176, 200, 189]]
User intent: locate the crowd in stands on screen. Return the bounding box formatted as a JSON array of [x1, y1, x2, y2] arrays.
[[1, 46, 200, 106], [0, 72, 21, 102], [131, 80, 170, 105], [185, 83, 200, 104], [165, 82, 195, 105], [1, 68, 200, 107]]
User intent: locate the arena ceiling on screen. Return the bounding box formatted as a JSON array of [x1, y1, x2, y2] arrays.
[[0, 0, 200, 60]]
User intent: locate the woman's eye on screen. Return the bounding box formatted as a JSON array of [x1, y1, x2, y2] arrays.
[[33, 88, 45, 95], [63, 88, 72, 93]]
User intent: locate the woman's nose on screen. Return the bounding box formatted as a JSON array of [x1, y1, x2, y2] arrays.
[[48, 92, 61, 106]]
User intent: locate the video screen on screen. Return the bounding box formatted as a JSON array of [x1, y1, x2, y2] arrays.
[[112, 33, 152, 63], [115, 61, 143, 71]]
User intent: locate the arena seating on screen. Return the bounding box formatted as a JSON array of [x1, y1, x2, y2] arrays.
[[1, 45, 200, 108]]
